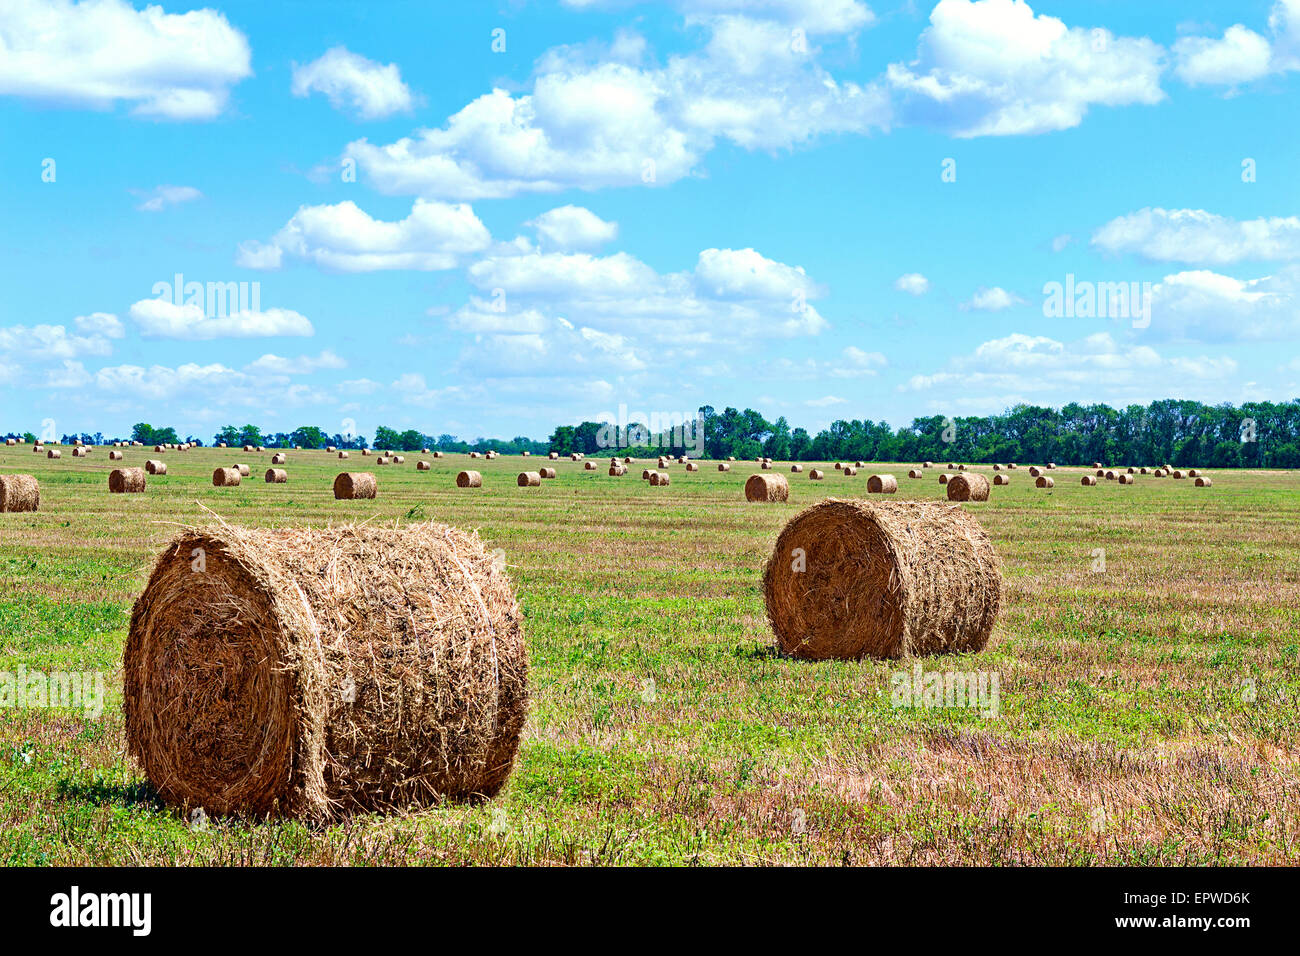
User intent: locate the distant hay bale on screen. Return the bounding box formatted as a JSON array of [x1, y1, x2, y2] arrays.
[[109, 468, 146, 494], [109, 450, 123, 460], [1028, 466, 1042, 477], [417, 460, 430, 471], [623, 457, 632, 463], [867, 474, 897, 494], [761, 461, 772, 470], [548, 452, 559, 460], [946, 472, 990, 502], [745, 473, 788, 502], [1195, 476, 1213, 487], [842, 466, 858, 476], [1105, 470, 1117, 480], [993, 474, 1010, 486], [334, 473, 377, 499], [521, 451, 530, 457], [156, 445, 166, 452], [1007, 463, 1017, 470], [809, 469, 825, 480], [392, 456, 405, 464], [47, 449, 62, 459], [727, 456, 736, 462], [650, 471, 671, 486], [145, 459, 166, 475], [243, 445, 255, 453], [1095, 469, 1106, 477], [1118, 474, 1133, 484], [608, 465, 626, 476], [361, 449, 371, 456], [470, 452, 481, 459], [791, 464, 804, 473], [1139, 467, 1149, 474], [422, 448, 430, 454], [686, 462, 699, 472], [1092, 461, 1102, 469], [457, 471, 483, 488], [433, 451, 444, 458], [272, 453, 287, 465], [938, 474, 949, 485], [123, 520, 527, 817], [923, 461, 933, 468], [908, 469, 922, 479], [584, 461, 596, 470], [235, 464, 251, 477], [641, 469, 652, 479], [958, 464, 967, 471], [338, 451, 349, 459], [1172, 470, 1186, 479], [1188, 468, 1201, 478], [834, 462, 842, 470], [762, 499, 1002, 660], [376, 457, 391, 466], [570, 453, 581, 461], [72, 446, 88, 457], [718, 463, 731, 472], [32, 445, 43, 453], [517, 472, 540, 487], [0, 474, 40, 512], [1081, 475, 1097, 486], [993, 463, 1001, 471], [1035, 476, 1054, 488], [539, 467, 556, 479], [1127, 467, 1136, 474], [657, 457, 669, 467], [213, 467, 242, 487], [325, 445, 335, 453], [265, 469, 288, 484], [1046, 462, 1056, 469], [4, 438, 15, 446]]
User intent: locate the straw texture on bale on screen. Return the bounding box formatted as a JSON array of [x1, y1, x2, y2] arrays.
[[145, 459, 166, 475], [109, 468, 146, 494], [763, 499, 1002, 661], [1035, 476, 1054, 488], [718, 463, 731, 472], [109, 450, 123, 460], [0, 474, 39, 512], [333, 472, 377, 499], [417, 460, 430, 471], [1081, 475, 1097, 486], [517, 472, 540, 487], [265, 469, 288, 484], [235, 464, 251, 477], [650, 471, 671, 486], [124, 521, 528, 818], [213, 467, 242, 487], [47, 449, 61, 459], [993, 474, 1009, 486], [946, 472, 990, 502], [867, 474, 898, 494], [1196, 476, 1213, 487], [272, 453, 286, 465], [457, 471, 483, 488], [746, 473, 788, 502], [539, 467, 556, 479]]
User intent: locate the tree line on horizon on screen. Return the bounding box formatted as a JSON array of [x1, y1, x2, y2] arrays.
[[5, 399, 1299, 467]]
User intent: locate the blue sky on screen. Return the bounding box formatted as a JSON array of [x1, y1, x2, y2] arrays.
[[1, 0, 1297, 442]]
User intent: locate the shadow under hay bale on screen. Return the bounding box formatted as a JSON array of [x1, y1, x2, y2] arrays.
[[124, 521, 528, 818], [0, 474, 39, 512], [334, 472, 377, 499], [763, 498, 1002, 660]]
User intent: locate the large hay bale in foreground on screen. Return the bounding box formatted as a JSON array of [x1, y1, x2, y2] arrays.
[[265, 468, 288, 484], [124, 521, 528, 818], [867, 474, 897, 494], [145, 459, 166, 475], [457, 470, 483, 488], [109, 468, 146, 494], [213, 467, 242, 487], [763, 499, 1002, 660], [1035, 476, 1054, 488], [946, 472, 990, 502], [517, 471, 540, 487], [334, 473, 377, 499], [0, 474, 39, 512], [746, 473, 788, 502]]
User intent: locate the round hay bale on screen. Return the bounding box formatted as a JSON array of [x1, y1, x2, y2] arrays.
[[72, 446, 88, 457], [265, 468, 288, 484], [946, 472, 990, 502], [1028, 466, 1041, 477], [520, 451, 530, 457], [109, 450, 123, 461], [745, 473, 788, 502], [361, 448, 371, 456], [517, 471, 541, 487], [338, 451, 349, 459], [392, 456, 405, 464], [791, 464, 804, 473], [0, 474, 40, 512], [1046, 462, 1056, 469], [641, 468, 652, 480], [762, 499, 1001, 660], [1092, 461, 1102, 469], [32, 445, 43, 453], [1139, 467, 1149, 474], [867, 474, 897, 494], [539, 467, 557, 479], [325, 445, 335, 453], [108, 468, 146, 494], [650, 471, 671, 486], [854, 461, 865, 469], [235, 464, 251, 477], [3, 438, 14, 446], [1095, 469, 1106, 477], [718, 463, 731, 472], [145, 459, 166, 475], [1007, 463, 1017, 470], [993, 474, 1010, 486], [1081, 475, 1097, 486], [457, 470, 483, 488], [124, 521, 527, 817], [1188, 468, 1201, 478], [1105, 470, 1117, 480], [623, 456, 632, 463], [1172, 470, 1185, 479], [938, 474, 949, 485], [1035, 476, 1054, 488], [1195, 476, 1213, 487], [213, 467, 242, 487], [334, 472, 376, 499], [657, 457, 669, 467], [433, 451, 444, 458], [156, 445, 166, 453], [47, 449, 62, 459], [908, 469, 922, 479], [376, 457, 391, 466], [243, 445, 254, 453], [584, 461, 596, 470], [1118, 474, 1133, 485], [727, 456, 736, 462], [761, 461, 772, 470], [993, 463, 1001, 471], [417, 460, 430, 471], [608, 465, 626, 476], [272, 453, 287, 465], [834, 462, 842, 470], [548, 452, 559, 460], [958, 464, 967, 471], [1127, 467, 1136, 474], [923, 461, 933, 468], [842, 466, 858, 477], [686, 462, 699, 472], [569, 453, 581, 461]]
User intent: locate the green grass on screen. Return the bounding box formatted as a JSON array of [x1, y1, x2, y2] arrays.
[[1, 446, 1298, 865]]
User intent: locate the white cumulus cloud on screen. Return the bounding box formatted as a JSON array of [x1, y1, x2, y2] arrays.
[[291, 46, 414, 119]]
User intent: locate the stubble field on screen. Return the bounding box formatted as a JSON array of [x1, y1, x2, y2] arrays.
[[1, 445, 1297, 865]]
